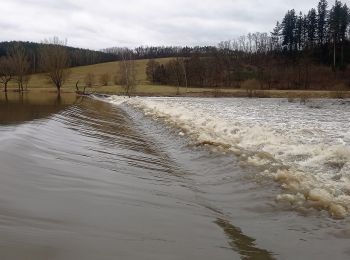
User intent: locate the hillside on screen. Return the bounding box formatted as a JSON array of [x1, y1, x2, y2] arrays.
[[7, 58, 186, 95], [0, 41, 118, 71], [3, 57, 349, 99]]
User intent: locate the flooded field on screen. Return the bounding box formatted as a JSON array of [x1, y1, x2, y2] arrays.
[[0, 93, 350, 259]]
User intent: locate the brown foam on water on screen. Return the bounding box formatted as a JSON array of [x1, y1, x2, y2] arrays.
[[109, 96, 350, 219]]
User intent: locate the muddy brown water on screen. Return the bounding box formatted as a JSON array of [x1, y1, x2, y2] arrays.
[[0, 92, 349, 260]]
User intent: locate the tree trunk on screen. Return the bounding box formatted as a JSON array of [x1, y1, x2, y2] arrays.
[[75, 80, 80, 92], [341, 42, 344, 69], [181, 60, 188, 94], [298, 64, 301, 87], [305, 63, 309, 89], [333, 40, 336, 71]]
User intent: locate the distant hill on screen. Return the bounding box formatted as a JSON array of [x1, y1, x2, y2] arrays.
[[0, 41, 119, 73]]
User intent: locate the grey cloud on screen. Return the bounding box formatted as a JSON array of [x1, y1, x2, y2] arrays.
[[0, 0, 320, 49], [20, 0, 80, 12]]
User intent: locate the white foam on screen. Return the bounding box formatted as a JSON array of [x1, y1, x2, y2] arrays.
[[108, 96, 350, 218]]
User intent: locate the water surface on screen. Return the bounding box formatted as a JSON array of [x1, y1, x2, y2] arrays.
[[0, 93, 349, 259]]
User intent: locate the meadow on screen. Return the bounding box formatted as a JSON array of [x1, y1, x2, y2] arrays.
[[4, 57, 350, 99]]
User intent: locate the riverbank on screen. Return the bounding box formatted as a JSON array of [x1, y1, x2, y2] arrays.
[[3, 87, 350, 99], [2, 58, 349, 99]]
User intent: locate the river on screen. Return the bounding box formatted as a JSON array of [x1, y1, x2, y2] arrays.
[[0, 92, 349, 259]]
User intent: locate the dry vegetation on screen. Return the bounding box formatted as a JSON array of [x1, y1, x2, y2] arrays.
[[1, 57, 349, 98], [5, 58, 179, 94]]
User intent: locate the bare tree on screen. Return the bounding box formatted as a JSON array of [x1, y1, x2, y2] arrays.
[[0, 56, 14, 92], [99, 72, 110, 86], [8, 44, 30, 92], [84, 72, 95, 93], [39, 37, 71, 93], [23, 74, 31, 91], [118, 49, 136, 97], [145, 59, 159, 83], [177, 57, 188, 93], [164, 59, 182, 95]]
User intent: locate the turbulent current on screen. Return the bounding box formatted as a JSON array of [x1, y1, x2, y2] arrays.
[[108, 96, 350, 219], [1, 93, 350, 259]]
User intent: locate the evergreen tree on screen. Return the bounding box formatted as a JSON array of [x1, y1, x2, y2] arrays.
[[307, 9, 317, 47], [271, 21, 282, 50], [281, 9, 297, 51], [302, 14, 309, 47], [339, 4, 349, 42], [295, 12, 304, 50], [317, 0, 328, 45], [328, 0, 343, 69], [339, 4, 349, 68]]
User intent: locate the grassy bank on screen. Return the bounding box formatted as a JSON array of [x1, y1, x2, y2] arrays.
[[4, 58, 350, 99]]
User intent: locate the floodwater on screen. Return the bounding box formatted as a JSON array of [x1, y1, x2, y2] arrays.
[[0, 93, 349, 260]]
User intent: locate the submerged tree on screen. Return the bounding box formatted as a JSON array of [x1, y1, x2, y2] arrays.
[[39, 37, 71, 93], [0, 56, 14, 92], [8, 44, 30, 92], [23, 74, 31, 91], [83, 72, 95, 94]]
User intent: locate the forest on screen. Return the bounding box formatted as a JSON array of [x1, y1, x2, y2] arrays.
[[145, 0, 350, 91], [0, 41, 118, 73]]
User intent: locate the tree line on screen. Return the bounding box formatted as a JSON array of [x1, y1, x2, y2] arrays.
[[0, 41, 118, 74], [102, 46, 216, 60], [0, 40, 144, 95], [0, 38, 73, 93], [275, 0, 349, 70], [146, 0, 350, 91]]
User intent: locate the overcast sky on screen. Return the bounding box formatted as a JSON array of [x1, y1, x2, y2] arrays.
[[1, 0, 321, 50]]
